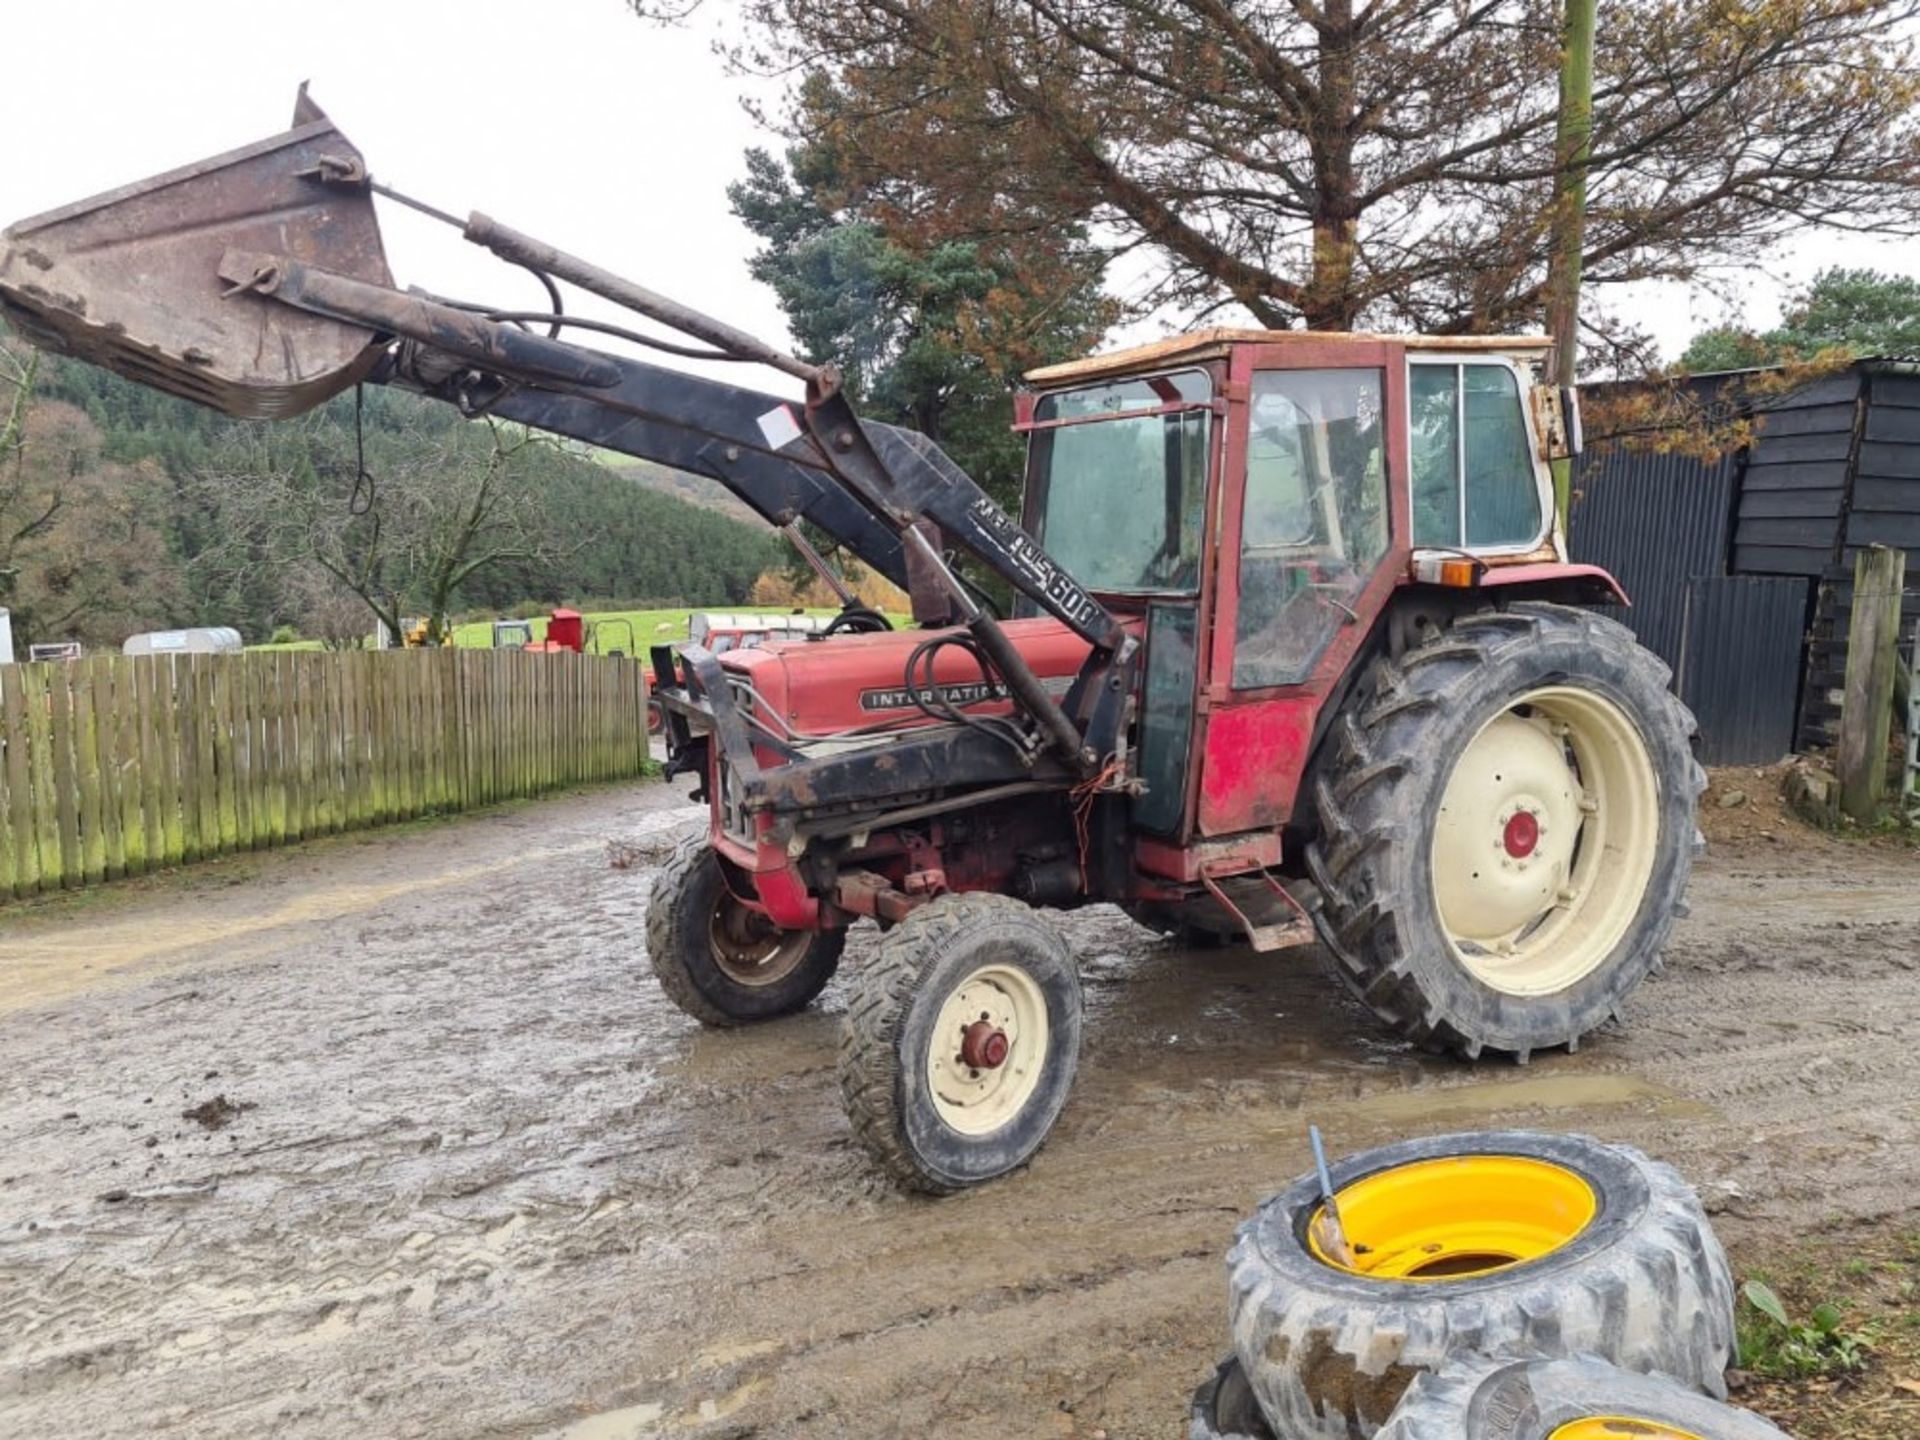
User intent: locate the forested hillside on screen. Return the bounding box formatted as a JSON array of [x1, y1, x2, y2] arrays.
[[0, 325, 784, 648], [605, 462, 765, 528]]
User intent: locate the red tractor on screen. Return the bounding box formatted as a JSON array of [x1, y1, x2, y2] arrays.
[[502, 609, 640, 656], [2, 93, 1700, 1194]]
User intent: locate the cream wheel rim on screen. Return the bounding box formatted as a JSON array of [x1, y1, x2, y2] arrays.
[[928, 964, 1050, 1136], [1431, 685, 1660, 996]]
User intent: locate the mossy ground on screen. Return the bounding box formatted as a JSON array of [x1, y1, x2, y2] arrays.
[[1730, 1228, 1920, 1438]]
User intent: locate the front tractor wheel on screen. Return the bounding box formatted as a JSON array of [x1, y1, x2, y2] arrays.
[[645, 834, 845, 1027], [840, 893, 1083, 1193], [1309, 603, 1704, 1060]]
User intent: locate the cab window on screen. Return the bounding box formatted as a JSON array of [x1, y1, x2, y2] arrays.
[[1409, 362, 1543, 548], [1233, 368, 1388, 689], [1027, 370, 1211, 593]]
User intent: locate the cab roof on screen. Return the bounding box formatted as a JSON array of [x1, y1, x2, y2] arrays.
[[1023, 327, 1553, 388]]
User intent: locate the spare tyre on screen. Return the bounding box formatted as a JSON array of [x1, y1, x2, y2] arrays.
[[1377, 1353, 1790, 1439], [1226, 1130, 1734, 1439], [1190, 1355, 1276, 1440]]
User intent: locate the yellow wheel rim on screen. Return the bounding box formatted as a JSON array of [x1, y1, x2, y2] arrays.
[[927, 964, 1050, 1137], [1307, 1155, 1597, 1280], [1432, 685, 1660, 997], [1549, 1420, 1706, 1440]]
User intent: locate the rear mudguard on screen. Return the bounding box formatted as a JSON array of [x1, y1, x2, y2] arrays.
[[1474, 561, 1629, 607]]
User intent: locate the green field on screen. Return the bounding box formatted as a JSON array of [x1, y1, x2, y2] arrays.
[[447, 607, 849, 652], [250, 607, 847, 653]]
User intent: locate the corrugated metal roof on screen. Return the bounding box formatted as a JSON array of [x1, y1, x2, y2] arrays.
[[1623, 356, 1918, 383]]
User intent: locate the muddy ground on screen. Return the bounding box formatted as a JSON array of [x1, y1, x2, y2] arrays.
[[0, 777, 1915, 1439]]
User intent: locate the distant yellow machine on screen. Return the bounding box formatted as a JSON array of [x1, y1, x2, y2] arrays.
[[400, 618, 451, 649]]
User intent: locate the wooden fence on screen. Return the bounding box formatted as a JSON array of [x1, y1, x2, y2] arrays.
[[0, 647, 652, 900]]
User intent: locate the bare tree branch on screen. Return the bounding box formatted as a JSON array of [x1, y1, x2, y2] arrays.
[[645, 0, 1920, 359]]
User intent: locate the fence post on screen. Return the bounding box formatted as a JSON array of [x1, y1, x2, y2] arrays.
[[1836, 544, 1908, 825], [0, 663, 26, 897]]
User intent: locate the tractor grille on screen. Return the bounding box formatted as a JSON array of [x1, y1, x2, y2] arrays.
[[716, 675, 757, 844]]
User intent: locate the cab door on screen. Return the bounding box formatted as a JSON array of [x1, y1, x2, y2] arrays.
[[1196, 341, 1410, 834]]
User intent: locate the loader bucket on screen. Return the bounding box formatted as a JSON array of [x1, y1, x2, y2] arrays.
[[0, 89, 392, 419]]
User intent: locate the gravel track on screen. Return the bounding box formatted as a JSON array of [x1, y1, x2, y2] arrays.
[[0, 780, 1913, 1439]]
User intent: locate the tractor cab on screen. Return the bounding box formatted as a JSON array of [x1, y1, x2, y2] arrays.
[[1013, 330, 1582, 849]]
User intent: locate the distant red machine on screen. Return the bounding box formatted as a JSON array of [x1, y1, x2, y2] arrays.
[[525, 608, 585, 652], [509, 608, 638, 656]]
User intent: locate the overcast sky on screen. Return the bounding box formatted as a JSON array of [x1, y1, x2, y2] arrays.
[[4, 0, 1914, 388]]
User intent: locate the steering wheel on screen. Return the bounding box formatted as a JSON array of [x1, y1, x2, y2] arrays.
[[823, 605, 893, 637]]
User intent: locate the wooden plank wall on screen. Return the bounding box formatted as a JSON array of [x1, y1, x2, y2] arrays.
[[0, 648, 651, 901], [1731, 371, 1866, 577], [1796, 372, 1920, 747]]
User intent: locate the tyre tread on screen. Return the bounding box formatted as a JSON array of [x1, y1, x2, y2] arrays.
[[1307, 602, 1703, 1057], [645, 831, 736, 1028], [839, 892, 1072, 1194], [1228, 1133, 1736, 1439]]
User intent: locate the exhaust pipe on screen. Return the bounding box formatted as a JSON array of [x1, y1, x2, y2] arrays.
[[0, 87, 392, 419]]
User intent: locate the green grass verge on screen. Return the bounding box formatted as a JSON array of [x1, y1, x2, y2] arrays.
[[1730, 1230, 1920, 1439]]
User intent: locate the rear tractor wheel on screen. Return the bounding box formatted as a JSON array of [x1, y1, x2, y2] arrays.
[[840, 892, 1083, 1193], [646, 833, 845, 1027], [1309, 603, 1704, 1060]]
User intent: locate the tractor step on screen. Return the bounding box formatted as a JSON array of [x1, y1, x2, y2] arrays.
[[1241, 919, 1319, 953], [1199, 866, 1319, 953], [1244, 925, 1320, 960]]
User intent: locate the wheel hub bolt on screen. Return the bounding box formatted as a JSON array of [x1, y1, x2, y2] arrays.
[[1503, 810, 1540, 859], [960, 1020, 1009, 1070]]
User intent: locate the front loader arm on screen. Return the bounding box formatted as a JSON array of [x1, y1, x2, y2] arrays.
[[453, 209, 1135, 770], [174, 242, 911, 593], [458, 211, 1129, 657], [441, 346, 916, 595]]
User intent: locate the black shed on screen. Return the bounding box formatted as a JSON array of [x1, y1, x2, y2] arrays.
[[1569, 359, 1920, 764]]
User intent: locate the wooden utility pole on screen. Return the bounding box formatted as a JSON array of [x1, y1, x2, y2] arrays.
[[1544, 0, 1597, 532], [1836, 544, 1908, 824]]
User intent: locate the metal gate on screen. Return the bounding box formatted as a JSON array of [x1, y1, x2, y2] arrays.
[[1905, 620, 1919, 821], [1676, 576, 1811, 765]]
